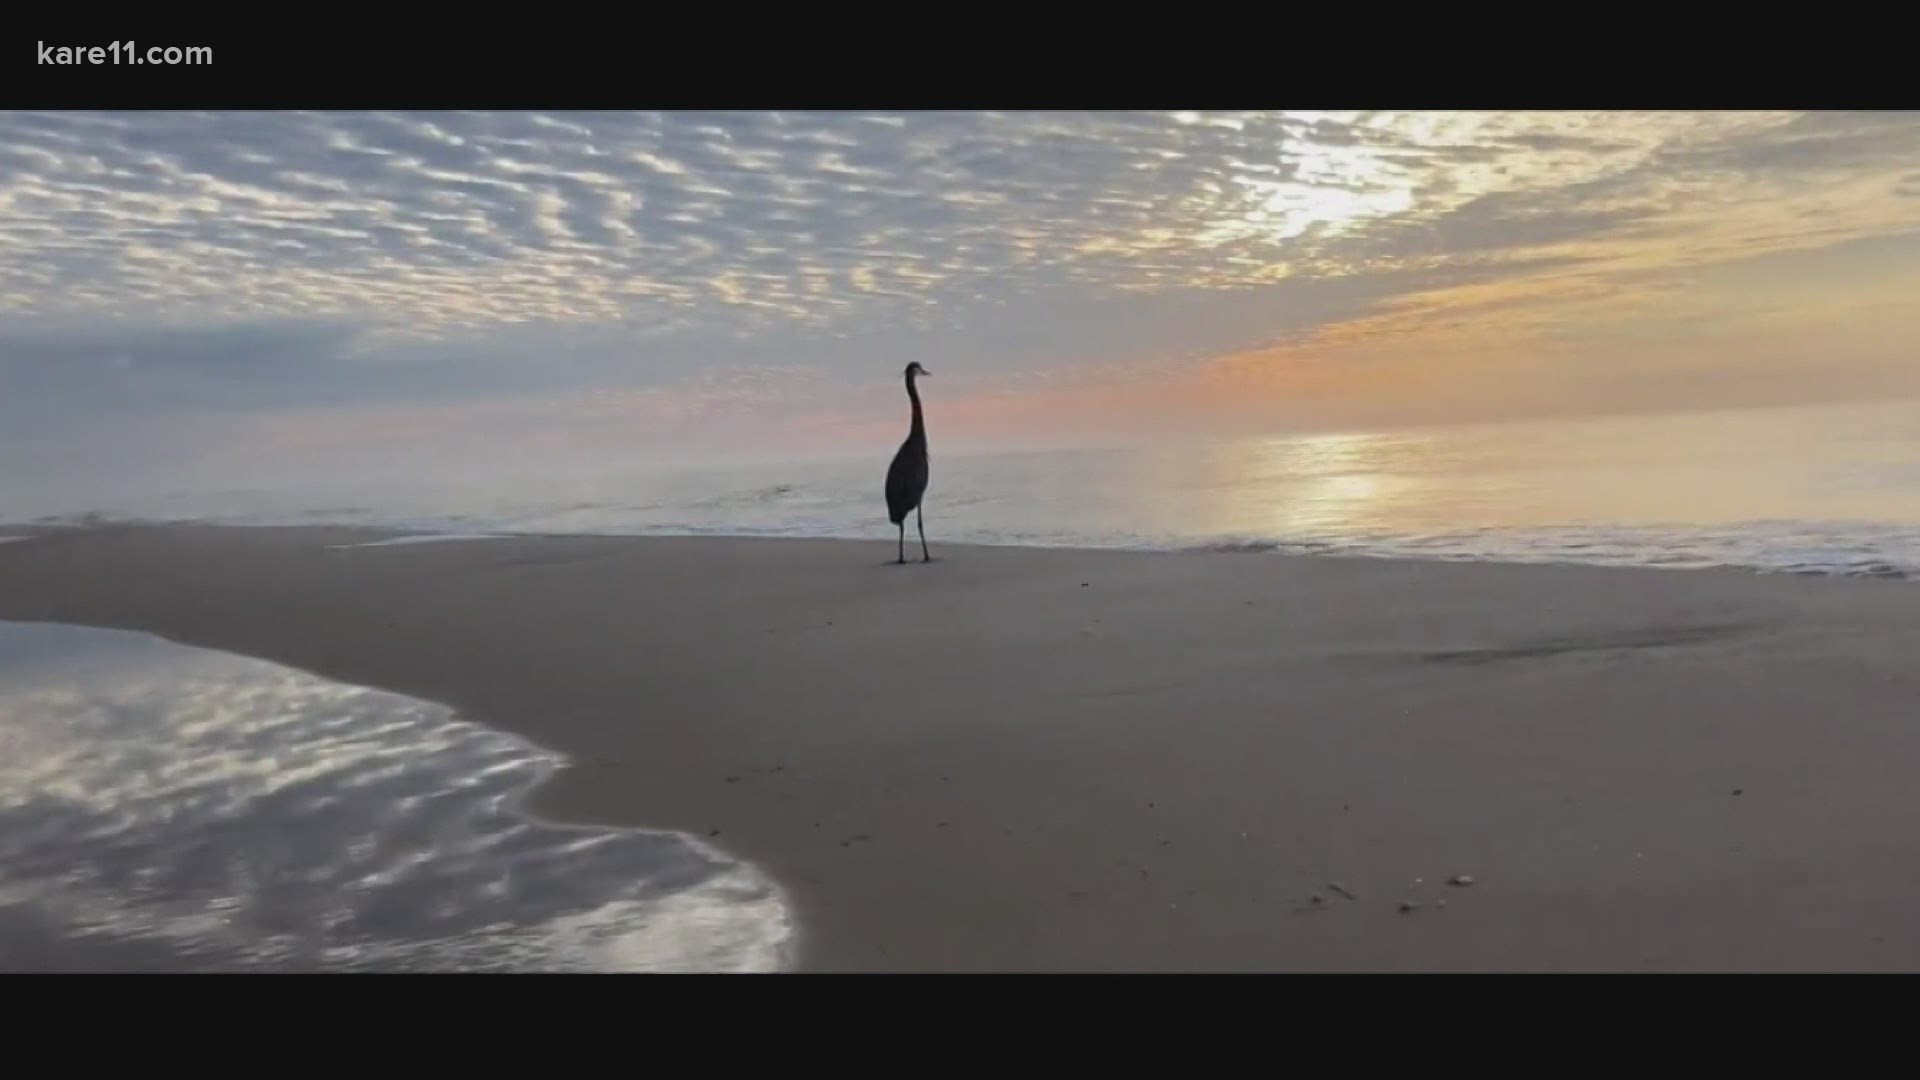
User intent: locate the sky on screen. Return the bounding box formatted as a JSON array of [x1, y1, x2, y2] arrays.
[[3, 110, 1918, 499]]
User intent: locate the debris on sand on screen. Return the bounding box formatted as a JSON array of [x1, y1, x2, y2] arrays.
[[1398, 901, 1420, 914], [1447, 874, 1475, 887], [1328, 882, 1357, 901]]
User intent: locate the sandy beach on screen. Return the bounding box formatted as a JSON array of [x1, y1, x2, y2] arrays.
[[4, 523, 1920, 971]]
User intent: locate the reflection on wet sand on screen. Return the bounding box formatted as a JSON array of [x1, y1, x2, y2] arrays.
[[0, 620, 791, 972]]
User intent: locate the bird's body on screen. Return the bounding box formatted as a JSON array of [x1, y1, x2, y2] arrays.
[[884, 362, 932, 563]]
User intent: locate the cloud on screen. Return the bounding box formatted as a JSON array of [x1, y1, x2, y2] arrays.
[[5, 110, 1896, 336], [2, 110, 1918, 497]]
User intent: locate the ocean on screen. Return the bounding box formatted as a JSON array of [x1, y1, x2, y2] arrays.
[[0, 620, 792, 972], [11, 398, 1920, 580]]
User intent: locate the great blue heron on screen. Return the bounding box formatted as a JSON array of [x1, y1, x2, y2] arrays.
[[884, 361, 932, 564]]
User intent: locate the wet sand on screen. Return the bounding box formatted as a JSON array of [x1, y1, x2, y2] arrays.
[[4, 523, 1920, 972]]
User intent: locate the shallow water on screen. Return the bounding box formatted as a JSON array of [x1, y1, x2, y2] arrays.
[[0, 620, 792, 973], [13, 399, 1920, 579]]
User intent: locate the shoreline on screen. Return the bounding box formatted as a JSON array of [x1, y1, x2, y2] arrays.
[[6, 524, 1920, 970], [0, 617, 795, 973], [7, 515, 1920, 586]]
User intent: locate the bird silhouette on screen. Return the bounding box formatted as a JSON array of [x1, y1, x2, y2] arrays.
[[884, 361, 932, 564]]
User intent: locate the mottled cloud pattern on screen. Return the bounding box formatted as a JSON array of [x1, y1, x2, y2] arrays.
[[2, 110, 1918, 492]]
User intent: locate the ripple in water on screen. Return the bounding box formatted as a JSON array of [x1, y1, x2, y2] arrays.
[[0, 620, 793, 973]]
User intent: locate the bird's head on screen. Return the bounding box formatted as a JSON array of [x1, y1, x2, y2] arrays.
[[905, 361, 931, 379]]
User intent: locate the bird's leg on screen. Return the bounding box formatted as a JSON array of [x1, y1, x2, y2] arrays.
[[918, 505, 929, 562], [897, 523, 906, 564]]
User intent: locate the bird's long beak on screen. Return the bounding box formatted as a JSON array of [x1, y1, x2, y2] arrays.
[[920, 366, 933, 376]]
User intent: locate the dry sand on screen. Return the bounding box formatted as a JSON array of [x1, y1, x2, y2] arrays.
[[4, 523, 1920, 972]]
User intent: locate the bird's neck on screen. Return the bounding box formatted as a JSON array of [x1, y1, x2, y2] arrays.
[[906, 373, 925, 442]]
